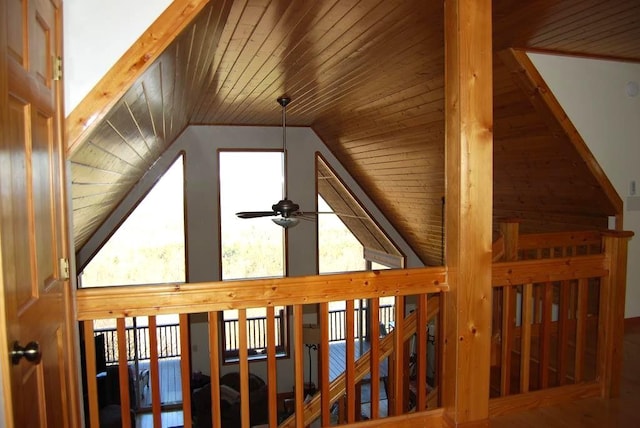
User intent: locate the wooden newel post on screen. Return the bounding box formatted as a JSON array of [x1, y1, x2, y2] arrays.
[[499, 219, 520, 262], [599, 230, 634, 398]]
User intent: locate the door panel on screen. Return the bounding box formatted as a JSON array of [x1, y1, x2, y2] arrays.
[[33, 109, 57, 289], [7, 95, 34, 309], [1, 0, 74, 426], [6, 0, 26, 65]]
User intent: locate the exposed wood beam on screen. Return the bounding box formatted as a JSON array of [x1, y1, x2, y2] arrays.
[[65, 0, 211, 155], [442, 0, 493, 426]]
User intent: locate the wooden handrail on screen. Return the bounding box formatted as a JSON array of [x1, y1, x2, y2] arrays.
[[278, 296, 440, 428], [516, 230, 603, 251], [76, 267, 447, 320], [492, 254, 607, 287]]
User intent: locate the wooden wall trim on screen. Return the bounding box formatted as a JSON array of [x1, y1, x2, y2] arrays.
[[65, 0, 211, 155], [498, 48, 623, 218]]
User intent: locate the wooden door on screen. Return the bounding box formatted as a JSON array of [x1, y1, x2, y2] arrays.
[[0, 0, 77, 426]]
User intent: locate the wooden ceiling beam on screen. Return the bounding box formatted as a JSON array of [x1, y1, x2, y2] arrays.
[[66, 0, 211, 155]]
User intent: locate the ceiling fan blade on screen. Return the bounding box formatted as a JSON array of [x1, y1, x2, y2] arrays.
[[295, 211, 367, 219], [236, 211, 276, 219]]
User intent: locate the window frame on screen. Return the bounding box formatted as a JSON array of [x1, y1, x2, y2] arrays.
[[217, 149, 291, 363]]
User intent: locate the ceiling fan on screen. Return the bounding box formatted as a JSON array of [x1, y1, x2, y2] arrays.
[[235, 97, 360, 228]]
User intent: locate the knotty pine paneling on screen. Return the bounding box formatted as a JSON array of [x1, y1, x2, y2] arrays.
[[493, 57, 613, 233], [70, 1, 233, 250], [70, 0, 638, 264]]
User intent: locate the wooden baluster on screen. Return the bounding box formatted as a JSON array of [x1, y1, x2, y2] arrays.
[[208, 312, 222, 428], [392, 296, 405, 416], [500, 286, 515, 396], [540, 282, 553, 388], [116, 318, 132, 428], [575, 278, 588, 383], [345, 300, 356, 423], [557, 282, 570, 386], [499, 220, 519, 397], [238, 309, 250, 428], [520, 284, 533, 393], [83, 321, 100, 428], [369, 298, 380, 419], [148, 316, 162, 427], [293, 304, 305, 428], [416, 294, 428, 410], [534, 285, 543, 324], [266, 307, 278, 427], [355, 381, 362, 421], [179, 313, 192, 428], [320, 302, 331, 426]]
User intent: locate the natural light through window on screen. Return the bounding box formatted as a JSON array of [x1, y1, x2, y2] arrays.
[[219, 151, 287, 362], [219, 151, 284, 280], [318, 195, 366, 274], [81, 156, 186, 287]]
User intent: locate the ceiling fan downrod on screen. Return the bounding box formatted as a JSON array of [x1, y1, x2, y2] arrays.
[[277, 96, 291, 199]]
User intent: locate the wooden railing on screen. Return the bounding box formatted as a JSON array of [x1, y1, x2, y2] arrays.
[[76, 227, 631, 427], [489, 222, 633, 417], [93, 305, 393, 367], [77, 267, 447, 428]]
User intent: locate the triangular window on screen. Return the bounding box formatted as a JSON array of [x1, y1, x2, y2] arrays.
[[80, 156, 186, 286]]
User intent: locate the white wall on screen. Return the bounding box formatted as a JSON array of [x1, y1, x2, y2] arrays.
[[529, 53, 640, 318], [62, 0, 171, 114]]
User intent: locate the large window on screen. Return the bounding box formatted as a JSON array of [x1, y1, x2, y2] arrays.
[[81, 156, 186, 287], [219, 151, 287, 362], [219, 151, 284, 280]]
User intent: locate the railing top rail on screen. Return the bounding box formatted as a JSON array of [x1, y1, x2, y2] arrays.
[[516, 230, 603, 250], [492, 254, 608, 287], [77, 266, 447, 321]]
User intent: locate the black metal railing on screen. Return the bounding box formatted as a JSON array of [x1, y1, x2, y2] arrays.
[[223, 310, 286, 353], [93, 304, 395, 364], [328, 304, 395, 342], [94, 323, 181, 365]]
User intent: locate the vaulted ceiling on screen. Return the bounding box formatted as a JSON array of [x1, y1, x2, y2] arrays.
[[68, 0, 639, 266]]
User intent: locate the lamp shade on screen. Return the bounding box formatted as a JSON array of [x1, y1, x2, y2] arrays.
[[272, 217, 299, 228]]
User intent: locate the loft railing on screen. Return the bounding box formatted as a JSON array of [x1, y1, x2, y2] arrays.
[[93, 305, 395, 366], [75, 228, 631, 427], [77, 267, 447, 428], [489, 222, 632, 417]]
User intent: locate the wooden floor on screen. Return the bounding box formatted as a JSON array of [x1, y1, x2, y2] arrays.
[[491, 320, 640, 427], [328, 339, 389, 381], [132, 340, 390, 425]]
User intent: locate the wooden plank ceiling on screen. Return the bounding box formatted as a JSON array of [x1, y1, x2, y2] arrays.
[[69, 0, 640, 266]]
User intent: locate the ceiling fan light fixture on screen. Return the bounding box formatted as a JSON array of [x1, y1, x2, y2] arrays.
[[272, 217, 299, 228]]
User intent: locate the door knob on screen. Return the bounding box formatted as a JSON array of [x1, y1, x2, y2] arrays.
[[11, 341, 42, 365]]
